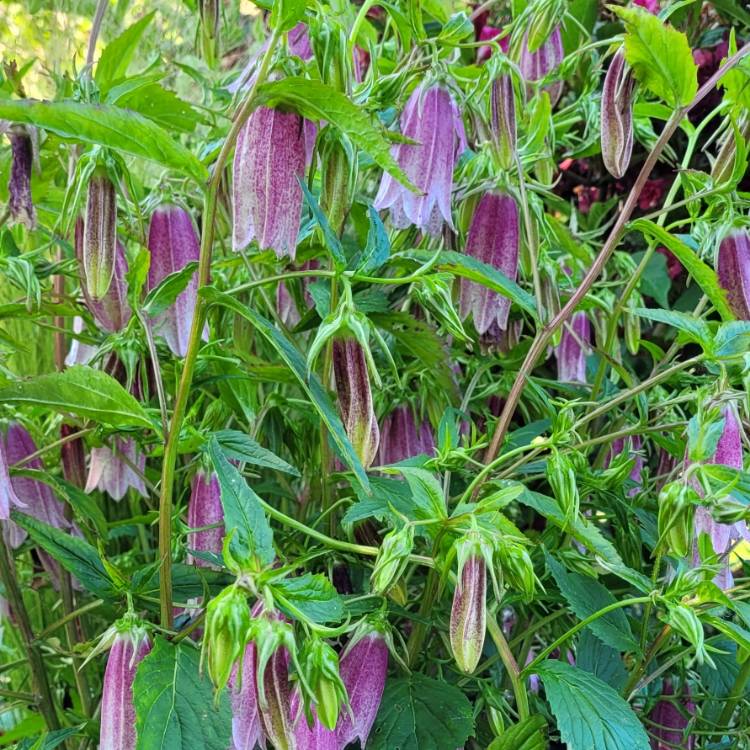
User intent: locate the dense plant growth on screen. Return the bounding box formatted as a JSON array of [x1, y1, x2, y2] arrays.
[[1, 0, 750, 747]]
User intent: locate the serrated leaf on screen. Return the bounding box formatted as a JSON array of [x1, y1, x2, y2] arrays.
[[211, 429, 299, 476], [369, 674, 474, 750], [0, 366, 152, 429], [396, 467, 447, 521], [134, 639, 232, 750], [344, 476, 421, 527], [545, 553, 639, 653], [201, 287, 369, 491], [536, 661, 651, 750], [113, 83, 201, 133], [270, 0, 307, 32], [612, 6, 698, 107], [488, 715, 547, 750], [272, 573, 345, 623], [207, 436, 275, 567], [630, 220, 733, 320], [714, 321, 750, 359], [254, 78, 416, 191], [142, 261, 198, 317], [95, 12, 155, 91], [0, 99, 207, 182], [576, 629, 628, 690], [10, 511, 114, 598]]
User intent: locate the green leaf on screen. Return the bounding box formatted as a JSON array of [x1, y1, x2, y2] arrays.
[[95, 12, 155, 91], [631, 307, 712, 346], [714, 321, 750, 359], [719, 30, 750, 110], [702, 615, 750, 653], [630, 220, 733, 320], [536, 661, 651, 750], [397, 467, 447, 521], [344, 476, 423, 527], [113, 83, 201, 133], [545, 554, 639, 653], [369, 674, 474, 750], [357, 205, 390, 274], [402, 249, 538, 319], [31, 472, 108, 539], [576, 629, 628, 690], [0, 99, 207, 182], [134, 639, 232, 750], [207, 436, 275, 568], [16, 726, 85, 750], [254, 78, 416, 191], [611, 5, 698, 107], [270, 0, 307, 32], [272, 573, 345, 623], [634, 249, 670, 309], [488, 715, 547, 750], [10, 511, 114, 598], [201, 287, 369, 491], [142, 261, 199, 317], [0, 366, 152, 429], [299, 179, 346, 270], [211, 429, 299, 476]]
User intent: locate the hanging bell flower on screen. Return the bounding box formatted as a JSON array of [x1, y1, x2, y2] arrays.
[[83, 168, 118, 301], [600, 49, 635, 179], [147, 205, 203, 357], [100, 623, 152, 750], [333, 339, 380, 469], [518, 27, 564, 106], [378, 405, 435, 465], [258, 644, 296, 750], [85, 438, 146, 501], [607, 435, 644, 496], [5, 126, 36, 229], [228, 642, 262, 750], [0, 432, 24, 521], [717, 231, 750, 320], [459, 192, 520, 335], [335, 623, 389, 749], [556, 312, 590, 383], [186, 470, 224, 569], [449, 544, 487, 674], [648, 680, 695, 750], [374, 83, 467, 236], [232, 107, 306, 260]]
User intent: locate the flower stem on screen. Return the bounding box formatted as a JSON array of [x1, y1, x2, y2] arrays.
[[487, 613, 529, 721]]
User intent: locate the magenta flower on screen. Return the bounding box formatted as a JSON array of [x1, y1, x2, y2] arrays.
[[228, 643, 262, 750], [638, 178, 669, 211], [82, 170, 118, 301], [601, 49, 635, 179], [648, 680, 695, 750], [459, 192, 520, 334], [336, 625, 389, 749], [374, 84, 467, 236], [6, 126, 36, 229], [519, 27, 564, 106], [477, 26, 508, 63], [147, 205, 203, 357], [100, 626, 151, 750], [717, 231, 750, 320], [633, 0, 659, 13], [85, 438, 146, 501], [450, 554, 487, 673], [292, 694, 338, 750], [232, 107, 306, 259], [556, 312, 590, 383], [186, 471, 224, 568], [378, 405, 435, 465], [333, 339, 380, 469], [258, 645, 296, 750]]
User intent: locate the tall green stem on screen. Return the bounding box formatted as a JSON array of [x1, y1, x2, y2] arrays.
[[487, 613, 529, 721]]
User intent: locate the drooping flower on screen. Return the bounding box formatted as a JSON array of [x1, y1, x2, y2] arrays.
[[459, 192, 520, 335], [336, 625, 389, 749], [82, 169, 118, 301], [292, 694, 338, 750], [0, 433, 23, 521], [147, 205, 202, 357], [186, 471, 224, 568], [65, 316, 97, 367], [556, 312, 590, 384], [378, 405, 435, 465], [648, 680, 695, 750], [228, 643, 262, 750], [637, 178, 669, 211], [6, 126, 36, 229], [232, 107, 306, 260], [477, 26, 508, 64], [600, 49, 635, 179], [374, 84, 467, 236], [450, 554, 487, 674], [333, 339, 380, 469], [85, 438, 146, 501], [607, 435, 644, 496], [258, 645, 296, 750], [717, 231, 750, 320], [518, 27, 564, 106], [100, 625, 152, 750]]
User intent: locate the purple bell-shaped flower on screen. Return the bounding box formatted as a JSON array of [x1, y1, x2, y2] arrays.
[[378, 405, 435, 465], [186, 470, 224, 568], [85, 438, 146, 501], [717, 231, 750, 320], [556, 312, 590, 384]]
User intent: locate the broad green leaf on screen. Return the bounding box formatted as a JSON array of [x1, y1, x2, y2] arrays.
[[95, 12, 156, 91], [536, 661, 651, 750], [299, 179, 346, 270], [719, 30, 750, 110], [0, 99, 207, 182], [201, 287, 370, 491], [114, 83, 201, 133], [714, 321, 750, 359], [344, 476, 422, 527], [437, 12, 474, 44], [254, 78, 416, 191], [10, 512, 114, 599], [576, 629, 628, 690], [133, 563, 232, 604], [488, 715, 547, 750], [397, 467, 447, 521], [631, 307, 712, 346], [272, 573, 345, 623], [270, 0, 307, 32], [369, 674, 474, 750], [134, 639, 232, 750], [211, 429, 300, 476], [0, 366, 152, 429], [142, 261, 198, 317], [612, 6, 698, 107], [633, 249, 670, 309], [207, 436, 275, 567], [545, 553, 639, 653], [402, 249, 538, 319], [630, 220, 733, 320]]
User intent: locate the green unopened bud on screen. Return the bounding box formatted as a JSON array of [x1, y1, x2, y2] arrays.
[[666, 603, 709, 665], [83, 168, 117, 301], [300, 637, 349, 730], [198, 0, 220, 66], [624, 300, 641, 357], [657, 482, 698, 558], [203, 584, 251, 693], [319, 131, 356, 236], [497, 541, 536, 602], [546, 451, 579, 528], [490, 75, 517, 171], [711, 496, 750, 525], [370, 524, 414, 596]]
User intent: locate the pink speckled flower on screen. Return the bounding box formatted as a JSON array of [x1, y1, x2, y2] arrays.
[[717, 231, 750, 320], [556, 312, 590, 384], [85, 438, 146, 501], [186, 471, 224, 568], [378, 405, 435, 465], [519, 27, 564, 105]]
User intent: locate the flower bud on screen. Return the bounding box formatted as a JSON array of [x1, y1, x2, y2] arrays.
[[665, 604, 707, 664], [60, 423, 87, 489], [335, 624, 389, 749], [6, 126, 36, 229], [100, 623, 151, 750], [300, 637, 348, 730], [319, 131, 355, 236], [717, 231, 750, 320], [450, 553, 487, 673], [203, 584, 250, 693], [490, 75, 517, 170], [600, 49, 635, 179], [333, 339, 380, 469], [556, 312, 590, 383], [711, 117, 750, 185], [519, 27, 564, 106], [83, 169, 117, 301], [370, 524, 414, 596], [85, 438, 146, 501], [186, 470, 225, 569], [497, 540, 536, 602], [657, 482, 697, 558], [228, 642, 262, 750], [546, 450, 579, 525]]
